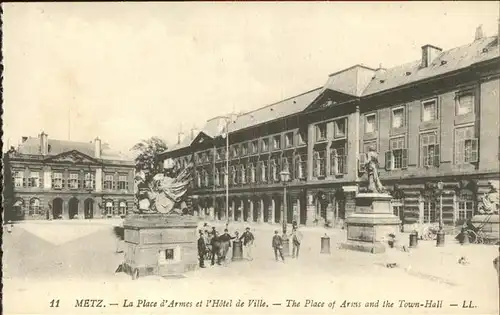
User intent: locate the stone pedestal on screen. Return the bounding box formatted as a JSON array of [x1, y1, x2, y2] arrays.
[[471, 214, 499, 243], [120, 214, 198, 279], [340, 193, 401, 254]]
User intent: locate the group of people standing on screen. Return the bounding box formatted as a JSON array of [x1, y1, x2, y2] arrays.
[[197, 223, 255, 268], [197, 222, 304, 267]]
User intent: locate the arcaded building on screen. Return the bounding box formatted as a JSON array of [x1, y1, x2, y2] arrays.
[[3, 133, 135, 220], [160, 26, 499, 229]]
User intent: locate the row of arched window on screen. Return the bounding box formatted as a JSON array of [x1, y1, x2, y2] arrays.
[[194, 155, 307, 188]]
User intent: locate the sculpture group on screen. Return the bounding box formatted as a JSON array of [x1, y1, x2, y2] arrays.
[[134, 160, 193, 215]]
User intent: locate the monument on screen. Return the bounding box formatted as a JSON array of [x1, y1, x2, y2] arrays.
[[471, 180, 499, 244], [118, 159, 198, 279], [340, 147, 401, 254]]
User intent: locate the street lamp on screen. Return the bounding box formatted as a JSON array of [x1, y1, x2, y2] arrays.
[[221, 114, 236, 223], [280, 170, 291, 256], [436, 181, 445, 247]]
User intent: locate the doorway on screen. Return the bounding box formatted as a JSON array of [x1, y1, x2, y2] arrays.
[[84, 198, 94, 219], [52, 198, 63, 219], [69, 197, 79, 219]]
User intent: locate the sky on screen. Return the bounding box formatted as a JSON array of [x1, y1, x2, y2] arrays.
[[3, 2, 499, 155]]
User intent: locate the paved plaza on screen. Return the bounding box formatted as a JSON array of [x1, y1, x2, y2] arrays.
[[2, 219, 499, 315]]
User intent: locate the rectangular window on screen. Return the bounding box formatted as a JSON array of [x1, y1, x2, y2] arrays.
[[420, 132, 439, 168], [297, 130, 306, 145], [273, 135, 281, 150], [455, 93, 474, 116], [294, 154, 306, 180], [330, 144, 346, 175], [454, 126, 478, 164], [104, 174, 114, 190], [28, 172, 40, 188], [423, 199, 437, 223], [251, 141, 259, 154], [386, 137, 408, 170], [69, 173, 79, 189], [422, 99, 438, 122], [118, 175, 128, 190], [365, 113, 377, 133], [261, 138, 269, 152], [315, 123, 327, 142], [457, 193, 474, 220], [52, 172, 63, 189], [392, 107, 405, 129], [14, 171, 24, 188], [241, 143, 248, 156], [285, 132, 294, 148], [334, 119, 346, 138], [314, 150, 326, 177]]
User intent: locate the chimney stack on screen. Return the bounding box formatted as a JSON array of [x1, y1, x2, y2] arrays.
[[421, 44, 442, 68], [22, 136, 28, 143], [94, 137, 102, 159], [190, 127, 199, 140], [475, 24, 484, 41], [39, 132, 48, 155], [177, 132, 185, 145]]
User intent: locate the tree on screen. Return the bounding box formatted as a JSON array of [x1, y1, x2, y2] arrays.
[[131, 137, 169, 182]]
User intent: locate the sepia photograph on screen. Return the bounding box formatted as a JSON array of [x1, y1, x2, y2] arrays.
[[2, 2, 500, 315]]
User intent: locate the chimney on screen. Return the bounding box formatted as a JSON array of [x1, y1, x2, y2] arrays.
[[190, 127, 199, 140], [474, 24, 484, 41], [39, 132, 48, 155], [177, 132, 185, 145], [375, 63, 386, 77], [421, 45, 442, 68], [22, 136, 28, 143], [94, 137, 102, 159]]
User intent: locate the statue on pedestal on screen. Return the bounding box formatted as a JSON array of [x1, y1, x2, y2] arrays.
[[478, 180, 499, 215], [364, 147, 386, 193]]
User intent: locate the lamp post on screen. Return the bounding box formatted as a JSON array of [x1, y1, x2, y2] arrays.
[[436, 181, 445, 247], [280, 170, 291, 257], [221, 115, 235, 223]]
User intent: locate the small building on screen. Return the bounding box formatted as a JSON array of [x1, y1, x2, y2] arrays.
[[3, 133, 135, 220]]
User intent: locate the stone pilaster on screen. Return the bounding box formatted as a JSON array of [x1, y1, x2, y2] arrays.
[[95, 168, 102, 192], [259, 199, 264, 223], [297, 197, 302, 225], [270, 198, 276, 224], [231, 199, 236, 221], [250, 200, 255, 222], [209, 207, 215, 220]]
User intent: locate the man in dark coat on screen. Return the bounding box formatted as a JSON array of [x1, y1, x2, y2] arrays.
[[218, 229, 236, 264], [272, 230, 285, 262], [197, 230, 206, 268]]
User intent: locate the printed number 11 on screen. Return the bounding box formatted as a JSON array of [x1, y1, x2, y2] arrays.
[[50, 299, 60, 308]]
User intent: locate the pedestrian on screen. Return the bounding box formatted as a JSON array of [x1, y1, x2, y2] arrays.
[[240, 227, 255, 261], [272, 230, 285, 262], [291, 227, 302, 259], [204, 230, 212, 260], [197, 230, 207, 268], [218, 229, 236, 265], [493, 246, 500, 287], [211, 231, 222, 265]]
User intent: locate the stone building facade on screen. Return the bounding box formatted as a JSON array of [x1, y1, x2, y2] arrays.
[[160, 27, 500, 229], [3, 133, 135, 221]]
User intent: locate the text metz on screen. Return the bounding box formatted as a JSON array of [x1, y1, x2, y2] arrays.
[[75, 299, 104, 308]]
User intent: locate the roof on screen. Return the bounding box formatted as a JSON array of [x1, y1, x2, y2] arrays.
[[226, 87, 322, 133], [17, 137, 132, 161], [362, 36, 499, 96]]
